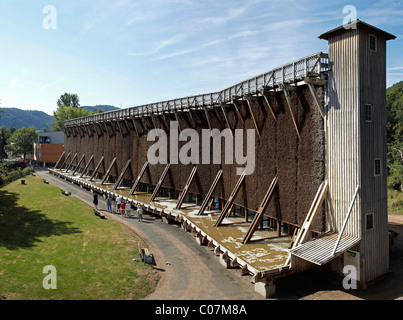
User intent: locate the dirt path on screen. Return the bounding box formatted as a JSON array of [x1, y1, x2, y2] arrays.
[[37, 170, 403, 300], [37, 170, 264, 300]]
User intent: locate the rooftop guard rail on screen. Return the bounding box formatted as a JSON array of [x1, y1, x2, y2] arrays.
[[64, 52, 329, 128]]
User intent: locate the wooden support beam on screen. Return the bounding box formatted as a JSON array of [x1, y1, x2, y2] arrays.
[[54, 151, 65, 169], [214, 171, 246, 227], [231, 100, 245, 125], [204, 108, 212, 130], [65, 153, 78, 173], [242, 175, 278, 244], [116, 119, 124, 139], [59, 152, 71, 170], [260, 91, 277, 123], [89, 156, 104, 182], [220, 103, 232, 132], [175, 166, 197, 209], [306, 82, 325, 118], [72, 154, 85, 176], [149, 163, 171, 202], [197, 169, 223, 215], [244, 95, 261, 138], [129, 161, 149, 195], [100, 157, 117, 185], [80, 154, 94, 178], [282, 85, 301, 139], [285, 180, 328, 265], [113, 159, 132, 190]]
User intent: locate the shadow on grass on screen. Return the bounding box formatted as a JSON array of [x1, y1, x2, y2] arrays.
[[0, 189, 81, 250]]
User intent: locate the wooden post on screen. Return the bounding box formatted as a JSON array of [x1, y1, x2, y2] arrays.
[[149, 164, 170, 202], [243, 176, 278, 243], [214, 171, 246, 227], [80, 154, 94, 178], [129, 161, 149, 195], [72, 154, 85, 176], [59, 152, 71, 170], [244, 95, 261, 138], [282, 85, 301, 139], [101, 157, 117, 185], [89, 156, 104, 182], [54, 151, 65, 169], [197, 169, 223, 215], [175, 166, 197, 209], [65, 153, 78, 173], [113, 159, 132, 190]]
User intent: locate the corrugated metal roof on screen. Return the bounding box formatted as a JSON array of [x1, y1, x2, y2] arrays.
[[290, 232, 361, 266]]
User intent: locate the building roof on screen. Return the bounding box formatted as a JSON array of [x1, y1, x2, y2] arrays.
[[319, 19, 396, 40]]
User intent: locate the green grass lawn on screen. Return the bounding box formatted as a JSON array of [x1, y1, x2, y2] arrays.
[[0, 175, 158, 300]]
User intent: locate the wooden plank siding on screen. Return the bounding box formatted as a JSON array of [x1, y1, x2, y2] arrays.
[[358, 26, 390, 283], [324, 22, 393, 284]]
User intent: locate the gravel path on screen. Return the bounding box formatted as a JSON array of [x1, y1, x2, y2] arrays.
[[37, 169, 264, 300]]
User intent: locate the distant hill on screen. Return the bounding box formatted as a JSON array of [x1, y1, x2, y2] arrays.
[[0, 105, 119, 130], [0, 108, 54, 130], [82, 105, 119, 113]]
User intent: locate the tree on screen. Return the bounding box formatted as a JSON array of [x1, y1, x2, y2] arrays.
[[52, 105, 91, 131], [0, 126, 11, 161], [387, 81, 403, 191], [51, 93, 103, 131], [57, 93, 80, 109], [6, 127, 38, 160]]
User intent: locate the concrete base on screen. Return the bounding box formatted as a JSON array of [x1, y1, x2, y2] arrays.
[[219, 253, 230, 269], [254, 281, 276, 298]]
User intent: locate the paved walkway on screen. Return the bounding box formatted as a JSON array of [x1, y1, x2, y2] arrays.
[[37, 170, 264, 300]]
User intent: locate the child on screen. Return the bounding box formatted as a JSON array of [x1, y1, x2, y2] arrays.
[[120, 201, 126, 216]]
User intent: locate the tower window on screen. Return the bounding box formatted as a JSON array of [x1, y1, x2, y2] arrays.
[[366, 213, 374, 231], [374, 158, 381, 176], [369, 34, 377, 51], [365, 104, 372, 122]]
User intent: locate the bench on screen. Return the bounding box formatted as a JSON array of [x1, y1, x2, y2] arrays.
[[93, 208, 106, 219], [140, 247, 155, 265], [60, 189, 70, 196]]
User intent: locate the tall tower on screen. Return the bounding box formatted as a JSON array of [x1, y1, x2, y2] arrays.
[[319, 20, 396, 285]]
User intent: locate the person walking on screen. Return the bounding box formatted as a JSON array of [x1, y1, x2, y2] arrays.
[[116, 195, 122, 213], [106, 195, 113, 213], [93, 192, 99, 209], [138, 204, 143, 222], [120, 201, 126, 216], [126, 201, 131, 217]]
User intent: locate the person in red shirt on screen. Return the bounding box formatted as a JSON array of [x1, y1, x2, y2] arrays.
[[120, 201, 126, 216]]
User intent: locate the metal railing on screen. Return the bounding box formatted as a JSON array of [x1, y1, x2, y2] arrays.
[[64, 52, 328, 128]]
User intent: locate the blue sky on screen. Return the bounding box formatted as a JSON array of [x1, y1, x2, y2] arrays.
[[0, 0, 402, 115]]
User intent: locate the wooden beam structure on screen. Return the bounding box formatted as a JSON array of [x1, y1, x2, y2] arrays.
[[175, 166, 197, 210], [197, 169, 223, 215], [129, 161, 149, 195], [101, 157, 117, 185], [243, 175, 278, 244], [260, 91, 277, 123], [65, 153, 78, 173], [214, 171, 246, 227], [149, 163, 171, 202], [113, 159, 132, 190], [54, 151, 65, 169], [306, 82, 325, 118], [286, 180, 328, 265], [89, 156, 105, 181], [59, 152, 71, 170], [80, 154, 94, 178], [72, 154, 85, 176], [282, 85, 301, 139], [244, 95, 261, 138]]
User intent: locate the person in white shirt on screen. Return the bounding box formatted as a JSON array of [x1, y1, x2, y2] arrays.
[[126, 202, 131, 217], [116, 196, 122, 213]]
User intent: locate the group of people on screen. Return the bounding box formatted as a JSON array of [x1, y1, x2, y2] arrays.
[[93, 192, 144, 222]]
